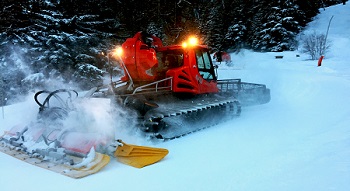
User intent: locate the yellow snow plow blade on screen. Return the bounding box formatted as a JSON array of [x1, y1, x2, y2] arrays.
[[114, 140, 169, 168]]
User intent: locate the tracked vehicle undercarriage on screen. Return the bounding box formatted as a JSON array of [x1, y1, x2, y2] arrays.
[[93, 79, 269, 140]]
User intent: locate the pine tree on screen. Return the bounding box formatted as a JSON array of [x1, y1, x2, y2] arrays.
[[248, 0, 301, 51], [223, 0, 252, 52], [201, 1, 226, 51], [294, 0, 321, 26]]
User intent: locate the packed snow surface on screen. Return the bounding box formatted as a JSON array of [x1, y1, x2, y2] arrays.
[[1, 4, 349, 191]]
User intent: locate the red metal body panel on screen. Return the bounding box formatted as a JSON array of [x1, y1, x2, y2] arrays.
[[121, 37, 157, 82], [120, 32, 219, 95]]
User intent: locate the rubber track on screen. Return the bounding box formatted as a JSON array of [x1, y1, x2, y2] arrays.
[[143, 98, 241, 140]]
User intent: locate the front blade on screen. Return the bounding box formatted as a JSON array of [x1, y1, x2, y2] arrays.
[[0, 144, 110, 179], [114, 140, 168, 168]]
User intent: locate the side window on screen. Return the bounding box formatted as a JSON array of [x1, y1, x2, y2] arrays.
[[203, 52, 212, 69], [195, 50, 215, 80], [196, 51, 205, 69]]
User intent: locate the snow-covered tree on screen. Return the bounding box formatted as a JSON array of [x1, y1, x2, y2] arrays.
[[294, 0, 321, 26], [73, 63, 104, 89], [224, 22, 247, 52], [201, 1, 226, 51], [249, 0, 301, 51]]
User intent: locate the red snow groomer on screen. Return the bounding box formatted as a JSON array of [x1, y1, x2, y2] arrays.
[[118, 31, 220, 95], [95, 31, 271, 140]]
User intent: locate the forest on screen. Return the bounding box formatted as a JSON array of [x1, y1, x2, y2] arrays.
[[0, 0, 345, 103]]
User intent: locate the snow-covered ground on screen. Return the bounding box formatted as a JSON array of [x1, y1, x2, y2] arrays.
[[1, 4, 350, 191]]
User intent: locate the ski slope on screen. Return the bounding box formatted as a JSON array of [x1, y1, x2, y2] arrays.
[[1, 3, 350, 191]]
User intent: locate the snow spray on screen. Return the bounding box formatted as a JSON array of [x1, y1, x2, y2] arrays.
[[1, 97, 5, 119]]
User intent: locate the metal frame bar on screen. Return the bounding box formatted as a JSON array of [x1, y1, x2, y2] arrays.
[[132, 77, 173, 94]]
